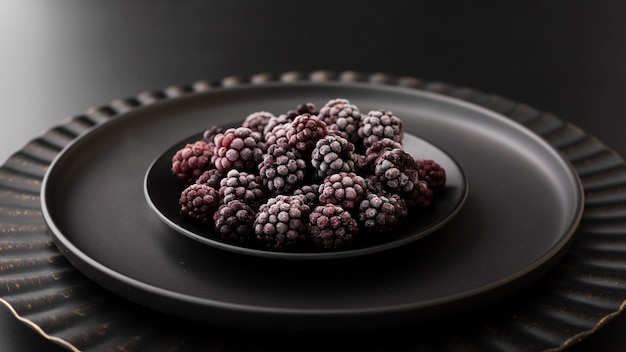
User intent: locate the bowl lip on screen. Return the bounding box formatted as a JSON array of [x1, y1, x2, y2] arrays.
[[142, 131, 469, 260]]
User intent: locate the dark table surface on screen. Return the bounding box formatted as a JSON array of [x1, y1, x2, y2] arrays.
[[2, 1, 626, 351]]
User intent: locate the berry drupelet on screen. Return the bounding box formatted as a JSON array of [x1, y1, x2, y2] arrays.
[[310, 134, 357, 180], [318, 172, 366, 211], [179, 183, 221, 224], [254, 195, 311, 251], [309, 204, 358, 250], [374, 148, 419, 194], [219, 169, 266, 210], [317, 98, 362, 145], [285, 113, 329, 153], [213, 200, 256, 245], [212, 127, 266, 173], [358, 192, 408, 233], [171, 140, 215, 184], [258, 143, 308, 195], [358, 109, 404, 149]]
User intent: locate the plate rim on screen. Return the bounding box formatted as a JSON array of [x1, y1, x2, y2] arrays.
[[5, 70, 619, 351]]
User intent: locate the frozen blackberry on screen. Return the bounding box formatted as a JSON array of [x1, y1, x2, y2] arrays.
[[171, 140, 215, 184], [212, 127, 266, 173], [179, 183, 220, 224], [358, 109, 404, 149], [195, 168, 224, 189], [416, 159, 446, 192], [310, 134, 357, 180], [242, 111, 275, 134], [317, 98, 362, 145], [318, 172, 366, 211], [258, 144, 308, 195], [219, 169, 265, 210], [402, 180, 434, 209], [254, 195, 311, 250], [374, 148, 419, 194], [309, 204, 358, 250], [358, 192, 408, 233], [264, 120, 290, 148], [363, 175, 384, 195], [263, 114, 293, 139], [213, 200, 256, 245], [286, 102, 318, 119], [285, 113, 329, 153], [203, 125, 225, 146], [292, 183, 320, 207], [358, 138, 404, 174]]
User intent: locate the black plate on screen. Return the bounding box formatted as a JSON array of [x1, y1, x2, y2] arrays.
[[144, 131, 468, 259], [40, 79, 583, 333]]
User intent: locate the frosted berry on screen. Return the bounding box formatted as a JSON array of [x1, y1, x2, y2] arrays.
[[309, 204, 358, 250], [318, 98, 362, 145], [374, 148, 419, 194], [213, 200, 256, 245], [310, 134, 357, 180], [285, 102, 318, 119], [254, 195, 311, 250], [258, 144, 308, 195], [203, 126, 225, 146], [172, 140, 215, 184], [219, 169, 265, 210], [358, 138, 404, 174], [358, 109, 403, 148], [358, 192, 408, 232], [318, 172, 366, 211], [212, 127, 266, 173], [292, 183, 320, 207], [285, 113, 328, 153], [179, 183, 220, 224], [243, 111, 275, 134]]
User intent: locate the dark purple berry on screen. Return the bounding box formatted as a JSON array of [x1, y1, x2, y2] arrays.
[[213, 200, 256, 245], [212, 127, 266, 173], [219, 169, 265, 210], [179, 183, 220, 224], [358, 192, 408, 232], [310, 134, 357, 180], [416, 159, 446, 192], [258, 144, 308, 195], [309, 204, 358, 250], [254, 195, 311, 250], [318, 98, 362, 145], [285, 113, 328, 153], [243, 111, 275, 134], [374, 148, 419, 194], [318, 172, 366, 211], [358, 109, 404, 149]]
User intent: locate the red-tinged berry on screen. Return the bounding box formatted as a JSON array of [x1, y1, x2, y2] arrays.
[[285, 113, 328, 153], [403, 180, 434, 209], [416, 159, 446, 192], [171, 140, 215, 184], [212, 127, 266, 173]]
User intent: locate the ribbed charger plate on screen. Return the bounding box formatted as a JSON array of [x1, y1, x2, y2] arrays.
[[1, 70, 625, 351]]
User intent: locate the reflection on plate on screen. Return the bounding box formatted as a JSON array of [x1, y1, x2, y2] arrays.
[[144, 131, 468, 260]]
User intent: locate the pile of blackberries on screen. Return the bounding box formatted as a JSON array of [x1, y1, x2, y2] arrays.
[[171, 99, 446, 252]]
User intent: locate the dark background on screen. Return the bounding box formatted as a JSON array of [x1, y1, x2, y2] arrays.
[[1, 1, 625, 350]]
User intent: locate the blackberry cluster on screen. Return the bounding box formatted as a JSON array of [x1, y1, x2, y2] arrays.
[[358, 109, 404, 149], [170, 99, 447, 252], [212, 127, 266, 173], [317, 98, 362, 145], [171, 140, 214, 184]]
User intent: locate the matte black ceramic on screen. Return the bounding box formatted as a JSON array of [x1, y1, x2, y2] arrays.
[[40, 81, 583, 332]]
